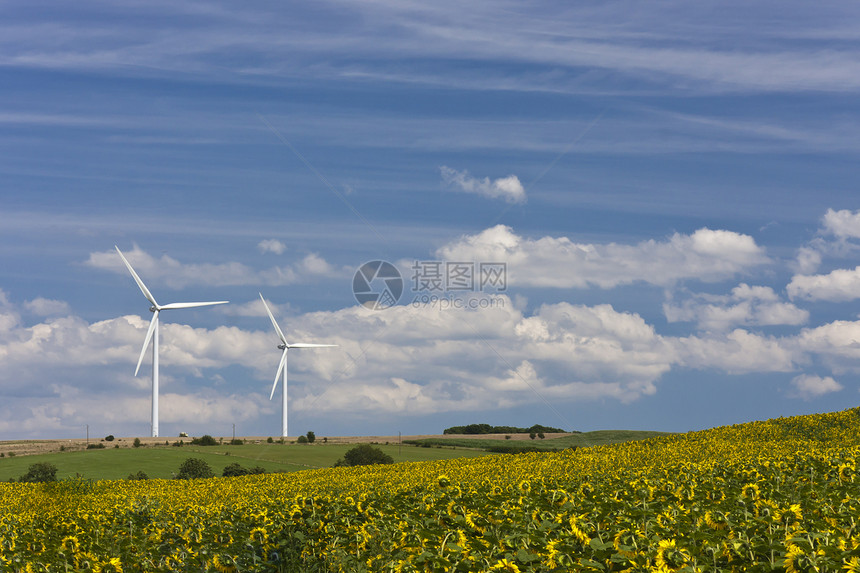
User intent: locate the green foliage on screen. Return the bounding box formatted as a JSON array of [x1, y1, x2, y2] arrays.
[[87, 443, 106, 449], [133, 437, 141, 448], [229, 438, 244, 445], [191, 434, 218, 446], [306, 431, 316, 443], [104, 435, 115, 441], [222, 462, 267, 477], [175, 458, 214, 479], [443, 423, 567, 434], [267, 437, 274, 443], [333, 444, 394, 467], [297, 435, 309, 444], [18, 462, 58, 483], [222, 463, 249, 477], [127, 470, 149, 480]]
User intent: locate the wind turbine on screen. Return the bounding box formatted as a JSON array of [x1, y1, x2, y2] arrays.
[[260, 293, 337, 438], [115, 246, 228, 437]]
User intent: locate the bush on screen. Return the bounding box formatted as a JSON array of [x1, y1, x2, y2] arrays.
[[105, 435, 115, 442], [19, 462, 58, 483], [87, 443, 106, 449], [191, 435, 218, 446], [133, 438, 141, 448], [229, 438, 244, 445], [297, 435, 308, 444], [127, 471, 149, 480], [333, 444, 394, 467], [222, 463, 249, 477], [306, 431, 316, 444], [176, 458, 214, 479], [267, 437, 274, 443]]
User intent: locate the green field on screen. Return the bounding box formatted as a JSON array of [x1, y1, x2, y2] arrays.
[[0, 442, 493, 481], [408, 429, 672, 450]]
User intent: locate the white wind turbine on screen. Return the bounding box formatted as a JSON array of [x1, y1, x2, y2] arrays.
[[260, 293, 337, 438], [116, 246, 228, 437]]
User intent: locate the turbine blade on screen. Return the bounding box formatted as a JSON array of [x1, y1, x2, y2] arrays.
[[135, 311, 159, 376], [287, 343, 338, 348], [115, 246, 159, 308], [159, 301, 229, 310], [259, 293, 287, 344], [270, 348, 288, 400]]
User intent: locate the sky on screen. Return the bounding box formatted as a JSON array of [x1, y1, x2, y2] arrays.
[[2, 1, 860, 440]]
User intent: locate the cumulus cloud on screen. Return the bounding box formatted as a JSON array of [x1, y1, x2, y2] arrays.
[[822, 208, 860, 239], [672, 329, 796, 374], [787, 266, 860, 302], [792, 209, 860, 274], [664, 284, 809, 331], [435, 225, 769, 289], [24, 297, 71, 316], [86, 245, 340, 289], [440, 166, 526, 204], [257, 239, 287, 254], [790, 374, 842, 399]]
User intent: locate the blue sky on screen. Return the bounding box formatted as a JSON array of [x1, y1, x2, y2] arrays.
[[2, 1, 860, 439]]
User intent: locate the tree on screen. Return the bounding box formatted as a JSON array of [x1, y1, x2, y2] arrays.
[[127, 471, 149, 480], [306, 431, 316, 444], [297, 435, 308, 444], [333, 444, 394, 467], [104, 435, 115, 442], [19, 462, 58, 483], [176, 458, 214, 479], [133, 437, 142, 448]]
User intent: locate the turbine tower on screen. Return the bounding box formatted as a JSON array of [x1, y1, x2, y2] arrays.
[[260, 293, 337, 438], [116, 246, 228, 437]]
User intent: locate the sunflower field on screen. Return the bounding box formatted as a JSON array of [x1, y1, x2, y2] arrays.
[[2, 408, 860, 572]]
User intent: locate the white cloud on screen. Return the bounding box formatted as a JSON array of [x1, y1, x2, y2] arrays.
[[435, 225, 769, 288], [787, 266, 860, 302], [790, 374, 842, 399], [24, 297, 71, 316], [822, 208, 860, 239], [258, 239, 287, 254], [664, 283, 809, 331], [440, 166, 526, 204], [86, 245, 340, 289], [672, 329, 796, 374]]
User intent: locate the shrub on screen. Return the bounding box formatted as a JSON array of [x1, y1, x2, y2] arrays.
[[538, 432, 545, 439], [222, 463, 249, 477], [87, 443, 106, 449], [323, 437, 328, 443], [127, 471, 149, 480], [333, 444, 394, 467], [306, 431, 316, 443], [133, 438, 141, 448], [229, 438, 244, 445], [19, 462, 58, 483], [249, 466, 266, 474], [176, 458, 214, 479], [297, 435, 308, 444], [105, 435, 115, 442], [267, 437, 274, 443], [191, 435, 218, 446]]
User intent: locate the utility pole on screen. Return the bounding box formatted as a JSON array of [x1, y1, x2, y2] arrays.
[[232, 423, 235, 442]]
